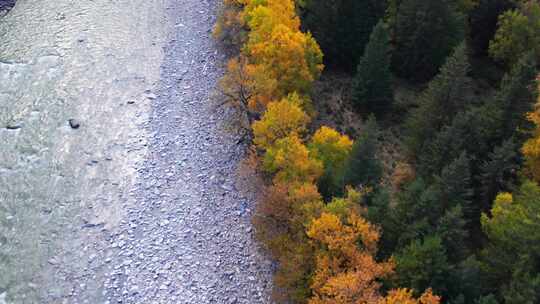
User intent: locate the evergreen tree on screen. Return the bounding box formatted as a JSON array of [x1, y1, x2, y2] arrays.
[[436, 152, 473, 211], [338, 116, 382, 193], [392, 0, 465, 82], [481, 181, 540, 300], [476, 295, 499, 304], [302, 0, 386, 68], [405, 43, 471, 157], [494, 52, 538, 142], [418, 103, 502, 177], [436, 205, 469, 262], [352, 20, 393, 116], [469, 0, 515, 56], [479, 139, 520, 210], [395, 235, 451, 297]]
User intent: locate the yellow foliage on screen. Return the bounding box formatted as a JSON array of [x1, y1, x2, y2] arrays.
[[523, 108, 540, 182], [263, 134, 323, 184], [309, 126, 353, 169], [253, 93, 310, 150], [244, 0, 301, 43], [381, 288, 441, 304], [247, 24, 323, 103], [307, 208, 395, 304], [218, 0, 323, 113]]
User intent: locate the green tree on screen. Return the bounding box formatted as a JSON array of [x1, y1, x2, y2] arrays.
[[436, 205, 469, 262], [395, 235, 451, 297], [481, 181, 540, 300], [494, 52, 538, 142], [338, 116, 382, 193], [302, 0, 386, 68], [479, 139, 520, 210], [417, 103, 502, 177], [489, 1, 540, 66], [352, 20, 393, 116], [469, 0, 515, 56], [392, 0, 465, 82], [405, 43, 471, 157]]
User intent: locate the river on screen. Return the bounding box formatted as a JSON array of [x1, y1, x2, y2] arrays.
[[0, 0, 271, 303]]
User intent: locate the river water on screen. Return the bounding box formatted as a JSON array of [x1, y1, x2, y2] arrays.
[[0, 0, 166, 302]]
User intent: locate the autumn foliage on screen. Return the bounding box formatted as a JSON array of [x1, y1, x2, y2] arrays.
[[215, 0, 443, 303]]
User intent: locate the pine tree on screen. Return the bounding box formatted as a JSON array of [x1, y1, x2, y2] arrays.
[[418, 103, 502, 177], [495, 52, 538, 142], [480, 139, 520, 210], [436, 205, 469, 262], [352, 20, 393, 116], [436, 152, 473, 211], [338, 116, 382, 193], [395, 235, 451, 298], [392, 0, 465, 82], [303, 0, 386, 68], [405, 43, 471, 157]]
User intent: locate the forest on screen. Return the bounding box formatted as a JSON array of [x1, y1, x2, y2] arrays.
[[214, 0, 540, 303]]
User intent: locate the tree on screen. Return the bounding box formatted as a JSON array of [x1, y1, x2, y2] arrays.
[[481, 181, 540, 259], [309, 126, 353, 171], [308, 126, 353, 199], [481, 181, 540, 302], [219, 0, 324, 113], [253, 93, 310, 150], [480, 139, 520, 209], [392, 0, 465, 82], [302, 0, 386, 68], [246, 23, 324, 110], [405, 43, 471, 157], [307, 195, 395, 303], [253, 182, 324, 303], [352, 20, 393, 116], [395, 235, 451, 298], [435, 205, 469, 262], [494, 52, 538, 142], [381, 288, 441, 304], [417, 103, 502, 177], [339, 116, 382, 193], [523, 109, 540, 182], [489, 1, 540, 66], [262, 134, 323, 184], [469, 0, 515, 56]]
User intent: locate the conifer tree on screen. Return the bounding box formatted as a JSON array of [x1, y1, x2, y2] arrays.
[[338, 116, 382, 193], [495, 52, 538, 142], [392, 0, 465, 82], [405, 43, 471, 157], [302, 0, 386, 68], [395, 235, 451, 298], [480, 139, 520, 210], [352, 20, 393, 116]]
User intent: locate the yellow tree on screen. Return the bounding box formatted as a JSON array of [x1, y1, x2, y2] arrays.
[[523, 101, 540, 182], [253, 181, 324, 303], [306, 189, 395, 304], [307, 210, 394, 304], [381, 288, 441, 304], [309, 126, 353, 170], [246, 24, 323, 108], [263, 134, 323, 184], [253, 93, 310, 150]]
